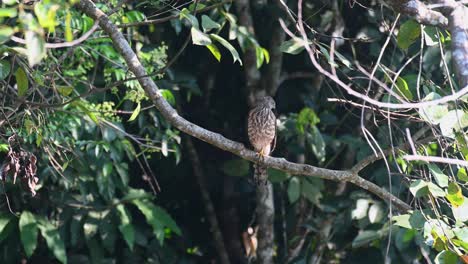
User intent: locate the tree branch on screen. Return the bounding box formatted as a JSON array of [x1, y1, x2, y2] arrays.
[[388, 0, 448, 29], [75, 0, 411, 212]]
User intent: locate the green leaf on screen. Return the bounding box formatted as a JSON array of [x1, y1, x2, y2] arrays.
[[296, 107, 320, 134], [128, 102, 141, 122], [287, 177, 300, 203], [428, 182, 445, 197], [351, 199, 370, 220], [301, 178, 322, 205], [446, 182, 464, 207], [2, 0, 16, 5], [57, 86, 73, 96], [308, 126, 326, 163], [0, 213, 12, 235], [132, 200, 181, 245], [221, 159, 249, 177], [423, 26, 439, 46], [0, 26, 14, 44], [368, 203, 383, 223], [76, 101, 99, 124], [419, 92, 448, 125], [206, 43, 221, 62], [201, 15, 220, 31], [280, 38, 305, 55], [179, 8, 199, 28], [0, 60, 11, 80], [439, 110, 468, 138], [116, 204, 135, 250], [457, 167, 468, 182], [65, 11, 73, 42], [395, 76, 413, 100], [409, 180, 429, 197], [434, 250, 458, 264], [25, 30, 46, 67], [268, 168, 289, 183], [452, 199, 468, 222], [0, 8, 17, 18], [397, 20, 421, 49], [210, 34, 242, 65], [19, 211, 38, 257], [38, 221, 67, 264], [428, 164, 448, 187], [161, 89, 176, 105], [352, 230, 380, 248], [262, 48, 270, 64], [255, 45, 264, 68], [124, 11, 146, 23], [15, 67, 28, 97], [392, 214, 411, 229], [191, 27, 212, 46]]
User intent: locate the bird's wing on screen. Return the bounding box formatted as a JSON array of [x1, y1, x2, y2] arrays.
[[270, 114, 277, 154]]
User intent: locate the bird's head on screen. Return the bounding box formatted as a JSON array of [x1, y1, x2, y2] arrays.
[[255, 96, 276, 110]]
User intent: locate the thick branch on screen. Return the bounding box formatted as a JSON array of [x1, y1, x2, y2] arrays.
[[388, 0, 448, 28], [75, 0, 411, 212]]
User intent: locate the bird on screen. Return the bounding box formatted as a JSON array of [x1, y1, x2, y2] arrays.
[[247, 96, 277, 185]]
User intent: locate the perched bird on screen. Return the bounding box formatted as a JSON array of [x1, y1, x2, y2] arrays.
[[247, 96, 276, 185]]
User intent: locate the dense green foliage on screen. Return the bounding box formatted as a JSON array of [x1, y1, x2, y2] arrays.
[[1, 0, 468, 263]]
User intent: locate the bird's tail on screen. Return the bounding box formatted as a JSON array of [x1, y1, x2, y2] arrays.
[[253, 163, 268, 186]]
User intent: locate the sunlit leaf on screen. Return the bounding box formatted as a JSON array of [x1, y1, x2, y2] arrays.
[[428, 182, 445, 197], [446, 182, 464, 207], [439, 110, 468, 138], [368, 203, 383, 223], [128, 102, 141, 122], [57, 86, 73, 96], [19, 212, 38, 257], [65, 11, 73, 42], [25, 30, 46, 67], [191, 27, 212, 46], [428, 164, 448, 187], [419, 92, 448, 125], [409, 180, 429, 197], [392, 214, 411, 229], [0, 8, 17, 17], [395, 76, 413, 100], [280, 38, 305, 55], [38, 221, 67, 264], [206, 43, 221, 62], [351, 199, 370, 220], [0, 26, 13, 44], [210, 34, 242, 65], [424, 26, 439, 46], [15, 67, 28, 97], [457, 167, 468, 182], [116, 204, 135, 250], [452, 199, 468, 222]]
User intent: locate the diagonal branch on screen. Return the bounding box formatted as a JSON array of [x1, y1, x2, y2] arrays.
[[74, 0, 411, 212]]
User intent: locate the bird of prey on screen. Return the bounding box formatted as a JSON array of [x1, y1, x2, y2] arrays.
[[247, 96, 276, 185]]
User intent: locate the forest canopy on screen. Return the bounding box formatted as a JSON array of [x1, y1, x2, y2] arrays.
[[1, 0, 468, 263]]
